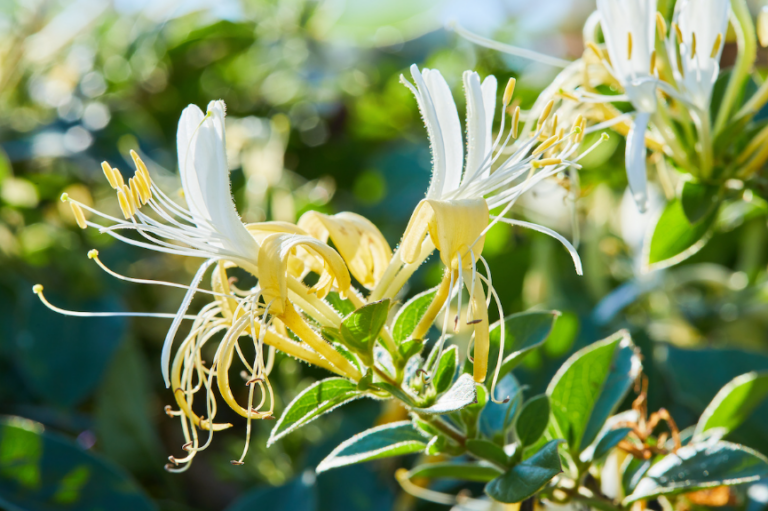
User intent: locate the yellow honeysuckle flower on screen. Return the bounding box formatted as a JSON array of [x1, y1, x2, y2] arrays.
[[298, 210, 392, 289]]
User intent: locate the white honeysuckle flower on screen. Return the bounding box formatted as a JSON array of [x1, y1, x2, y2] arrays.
[[386, 64, 594, 396], [669, 0, 730, 109], [596, 0, 659, 213]]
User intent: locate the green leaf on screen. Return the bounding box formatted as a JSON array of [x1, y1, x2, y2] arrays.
[[392, 287, 437, 342], [579, 334, 641, 451], [413, 373, 477, 415], [694, 372, 768, 441], [340, 299, 390, 359], [681, 180, 720, 223], [268, 378, 364, 445], [516, 395, 550, 448], [548, 331, 640, 455], [465, 311, 559, 380], [316, 421, 427, 473], [624, 441, 768, 504], [0, 416, 156, 511], [407, 462, 502, 482], [591, 427, 632, 461], [326, 291, 356, 316], [433, 345, 457, 394], [622, 457, 651, 495], [485, 440, 563, 503], [646, 198, 718, 270], [480, 373, 522, 441], [466, 439, 509, 468]]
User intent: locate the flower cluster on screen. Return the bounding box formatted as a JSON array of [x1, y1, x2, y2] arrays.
[[36, 64, 601, 470]]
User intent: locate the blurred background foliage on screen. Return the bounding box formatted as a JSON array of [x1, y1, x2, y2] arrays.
[[2, 0, 768, 510]]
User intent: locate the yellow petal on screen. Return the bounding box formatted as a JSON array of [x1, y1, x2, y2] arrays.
[[247, 221, 321, 277], [258, 233, 351, 315], [298, 211, 392, 289], [211, 261, 239, 320], [401, 199, 489, 269]]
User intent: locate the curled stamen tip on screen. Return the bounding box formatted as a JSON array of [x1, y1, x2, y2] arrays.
[[164, 405, 175, 416], [246, 377, 264, 386], [168, 456, 179, 465], [467, 318, 483, 325], [502, 396, 510, 404], [164, 464, 176, 471], [87, 249, 99, 259], [60, 193, 69, 202], [32, 284, 43, 294], [263, 414, 276, 420], [230, 460, 245, 465], [182, 442, 193, 451]]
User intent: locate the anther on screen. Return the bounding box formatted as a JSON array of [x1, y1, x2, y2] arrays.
[[467, 318, 483, 325], [230, 460, 245, 465], [512, 106, 520, 138], [557, 89, 579, 102], [656, 12, 667, 39], [101, 162, 118, 189], [627, 32, 633, 60], [112, 168, 125, 189], [711, 33, 722, 58], [87, 249, 99, 259], [537, 100, 554, 129], [70, 201, 87, 229], [691, 32, 697, 58], [533, 134, 559, 156], [117, 189, 132, 219], [673, 22, 683, 43], [33, 284, 43, 294], [182, 442, 193, 451], [587, 42, 601, 58], [164, 405, 175, 416], [572, 114, 583, 132], [650, 50, 657, 75], [263, 415, 276, 420], [168, 456, 179, 465], [246, 376, 264, 386], [503, 77, 516, 106], [532, 158, 563, 168]]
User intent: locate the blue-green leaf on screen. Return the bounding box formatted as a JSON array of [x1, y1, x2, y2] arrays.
[[268, 378, 364, 445], [317, 421, 426, 473], [646, 198, 718, 270], [226, 473, 316, 511], [466, 439, 509, 468], [485, 440, 563, 503], [0, 416, 155, 511], [591, 427, 632, 461], [624, 441, 768, 504], [694, 372, 768, 441], [392, 287, 437, 342]]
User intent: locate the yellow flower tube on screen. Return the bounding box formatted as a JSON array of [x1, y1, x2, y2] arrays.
[[298, 211, 393, 289]]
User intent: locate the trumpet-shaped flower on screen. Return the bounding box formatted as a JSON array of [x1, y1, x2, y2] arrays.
[[382, 66, 588, 392], [596, 0, 659, 212], [668, 0, 730, 109]]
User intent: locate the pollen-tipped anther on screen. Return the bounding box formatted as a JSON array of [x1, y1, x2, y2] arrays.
[[33, 284, 43, 294]]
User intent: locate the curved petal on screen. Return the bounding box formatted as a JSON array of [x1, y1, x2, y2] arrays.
[[626, 111, 651, 213], [424, 69, 463, 194], [177, 101, 257, 258], [407, 65, 447, 199], [463, 71, 489, 186]]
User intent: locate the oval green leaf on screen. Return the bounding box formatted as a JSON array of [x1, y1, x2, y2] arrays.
[[392, 287, 438, 342], [407, 462, 502, 482], [433, 345, 458, 394], [694, 372, 768, 441], [316, 421, 426, 473], [485, 440, 563, 503], [646, 198, 718, 270], [516, 395, 550, 448], [624, 441, 768, 504], [268, 378, 364, 446]]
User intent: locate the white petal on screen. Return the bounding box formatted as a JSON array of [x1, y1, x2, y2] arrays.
[[177, 101, 257, 257], [463, 72, 488, 186], [423, 69, 462, 194], [409, 65, 447, 199], [480, 75, 497, 179], [626, 111, 650, 212], [597, 0, 656, 86]]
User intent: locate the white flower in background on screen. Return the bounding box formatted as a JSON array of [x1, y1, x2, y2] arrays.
[[668, 0, 730, 109], [596, 0, 659, 212]]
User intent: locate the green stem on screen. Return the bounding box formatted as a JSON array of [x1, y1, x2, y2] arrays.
[[713, 0, 757, 136]]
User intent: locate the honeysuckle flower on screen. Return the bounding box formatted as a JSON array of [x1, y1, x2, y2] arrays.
[[595, 0, 659, 212], [668, 0, 729, 110], [373, 65, 590, 395], [298, 211, 393, 289], [38, 99, 369, 471]]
